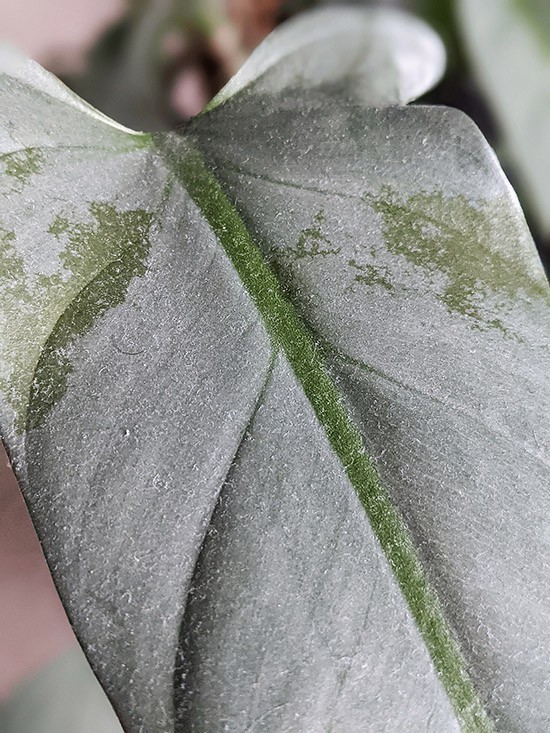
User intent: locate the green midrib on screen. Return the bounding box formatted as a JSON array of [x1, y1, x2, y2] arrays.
[[156, 134, 492, 732]]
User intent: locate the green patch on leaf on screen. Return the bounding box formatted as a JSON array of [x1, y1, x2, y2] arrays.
[[27, 204, 153, 431], [288, 210, 341, 259], [2, 148, 45, 184], [348, 258, 394, 291], [0, 223, 18, 274], [365, 185, 549, 334], [0, 204, 153, 433]]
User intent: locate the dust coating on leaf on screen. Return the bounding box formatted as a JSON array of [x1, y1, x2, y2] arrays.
[[0, 204, 153, 432], [365, 185, 550, 334]]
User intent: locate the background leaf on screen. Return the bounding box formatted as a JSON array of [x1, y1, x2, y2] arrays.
[[0, 649, 123, 733], [206, 5, 445, 109], [66, 0, 240, 130], [458, 0, 550, 237]]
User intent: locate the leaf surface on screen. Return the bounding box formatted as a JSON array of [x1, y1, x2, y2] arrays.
[[186, 92, 550, 732], [1, 9, 549, 733], [207, 5, 445, 109]]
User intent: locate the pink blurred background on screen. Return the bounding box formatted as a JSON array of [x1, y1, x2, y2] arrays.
[[0, 0, 125, 72]]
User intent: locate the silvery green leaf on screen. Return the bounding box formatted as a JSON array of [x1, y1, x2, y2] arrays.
[[185, 92, 550, 733], [1, 8, 549, 733], [207, 5, 445, 110], [458, 0, 550, 235], [0, 46, 154, 465]]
